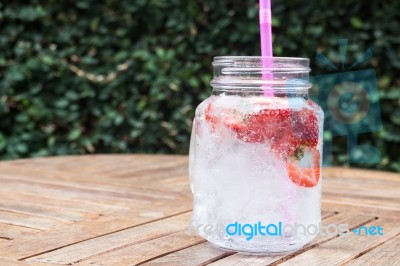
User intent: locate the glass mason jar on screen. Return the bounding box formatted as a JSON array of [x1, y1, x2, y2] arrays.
[[189, 56, 324, 254]]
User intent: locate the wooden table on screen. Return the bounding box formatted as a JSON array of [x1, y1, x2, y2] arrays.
[[0, 155, 399, 266]]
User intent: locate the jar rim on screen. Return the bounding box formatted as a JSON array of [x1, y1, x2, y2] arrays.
[[211, 56, 311, 92], [212, 56, 310, 70], [214, 56, 309, 61], [213, 56, 310, 67]]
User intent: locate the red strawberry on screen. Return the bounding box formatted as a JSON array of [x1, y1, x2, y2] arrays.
[[291, 108, 319, 149], [204, 102, 217, 131], [205, 102, 244, 133], [233, 109, 292, 143], [225, 108, 306, 158], [204, 102, 319, 159], [287, 148, 320, 187]]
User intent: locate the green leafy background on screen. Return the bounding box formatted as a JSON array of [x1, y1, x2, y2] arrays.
[[0, 0, 399, 171]]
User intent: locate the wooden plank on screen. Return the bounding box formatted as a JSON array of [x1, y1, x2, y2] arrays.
[[0, 223, 40, 240], [278, 218, 400, 265], [27, 212, 192, 264], [77, 230, 205, 265], [323, 181, 400, 201], [0, 156, 190, 195], [141, 242, 230, 266], [0, 190, 126, 214], [0, 198, 191, 260], [0, 155, 182, 170], [323, 195, 400, 211], [323, 167, 400, 182], [97, 157, 188, 178], [0, 210, 66, 231], [0, 175, 173, 202], [0, 238, 10, 244], [0, 199, 96, 222], [207, 212, 375, 266], [323, 176, 400, 189], [0, 177, 152, 209], [0, 167, 186, 199], [0, 155, 188, 182], [345, 233, 400, 266], [322, 202, 400, 220], [321, 211, 337, 219], [0, 163, 190, 197], [0, 258, 53, 266]]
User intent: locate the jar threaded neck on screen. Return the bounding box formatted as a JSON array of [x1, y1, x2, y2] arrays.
[[211, 56, 311, 94]]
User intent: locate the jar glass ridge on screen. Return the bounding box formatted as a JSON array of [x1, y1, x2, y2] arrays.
[[211, 56, 311, 95]]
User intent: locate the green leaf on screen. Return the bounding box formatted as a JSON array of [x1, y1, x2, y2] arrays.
[[350, 17, 363, 29], [68, 129, 81, 141]]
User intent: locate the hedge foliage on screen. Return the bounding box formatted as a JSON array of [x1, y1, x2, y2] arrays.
[[0, 0, 399, 171]]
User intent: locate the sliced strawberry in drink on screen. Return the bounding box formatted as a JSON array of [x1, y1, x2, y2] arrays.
[[287, 148, 320, 187], [204, 102, 217, 131], [204, 100, 319, 160], [226, 108, 308, 158], [221, 113, 245, 132], [228, 109, 292, 143], [270, 129, 301, 159], [205, 102, 244, 132], [205, 100, 321, 187], [291, 108, 319, 149]]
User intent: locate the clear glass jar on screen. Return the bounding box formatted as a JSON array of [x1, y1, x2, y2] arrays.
[[189, 56, 324, 254]]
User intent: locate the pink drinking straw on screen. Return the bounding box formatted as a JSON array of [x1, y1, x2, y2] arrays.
[[259, 0, 274, 96], [260, 0, 296, 228]]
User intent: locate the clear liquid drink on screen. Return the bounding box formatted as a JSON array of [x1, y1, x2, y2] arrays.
[[189, 57, 324, 253]]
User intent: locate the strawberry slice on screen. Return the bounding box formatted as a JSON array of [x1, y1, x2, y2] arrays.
[[287, 149, 320, 187], [291, 108, 319, 149], [223, 108, 316, 159], [204, 102, 217, 131], [205, 102, 244, 132], [233, 109, 292, 143], [204, 101, 319, 159]]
